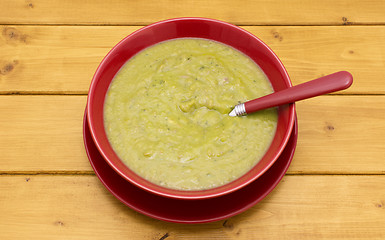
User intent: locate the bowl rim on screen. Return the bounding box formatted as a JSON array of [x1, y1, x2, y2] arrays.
[[87, 17, 295, 200]]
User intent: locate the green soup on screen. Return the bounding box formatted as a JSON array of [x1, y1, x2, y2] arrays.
[[104, 38, 277, 190]]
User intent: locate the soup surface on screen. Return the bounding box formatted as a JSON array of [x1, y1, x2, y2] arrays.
[[104, 38, 277, 190]]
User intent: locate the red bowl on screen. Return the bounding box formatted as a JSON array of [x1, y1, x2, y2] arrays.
[[87, 17, 295, 200]]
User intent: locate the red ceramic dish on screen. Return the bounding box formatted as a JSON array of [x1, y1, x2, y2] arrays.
[[87, 17, 295, 199], [83, 110, 298, 223]]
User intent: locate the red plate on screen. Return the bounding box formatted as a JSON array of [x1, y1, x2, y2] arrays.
[[87, 18, 295, 199], [83, 110, 297, 223]]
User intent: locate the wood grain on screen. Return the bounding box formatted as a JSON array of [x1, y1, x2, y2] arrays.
[[0, 96, 89, 172], [1, 0, 383, 239], [1, 0, 385, 25], [0, 25, 141, 94], [291, 95, 385, 174], [0, 95, 384, 174], [245, 26, 385, 94], [0, 175, 384, 239], [1, 25, 384, 94]]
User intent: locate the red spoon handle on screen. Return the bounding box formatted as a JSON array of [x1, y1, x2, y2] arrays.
[[244, 71, 353, 113]]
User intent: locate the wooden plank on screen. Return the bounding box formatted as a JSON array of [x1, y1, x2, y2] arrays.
[[0, 25, 141, 94], [243, 26, 385, 94], [0, 96, 90, 172], [291, 96, 385, 174], [0, 175, 384, 239], [1, 0, 385, 25], [1, 25, 384, 94], [0, 95, 384, 174]]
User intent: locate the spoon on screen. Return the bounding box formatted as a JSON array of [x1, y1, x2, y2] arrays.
[[229, 71, 353, 116]]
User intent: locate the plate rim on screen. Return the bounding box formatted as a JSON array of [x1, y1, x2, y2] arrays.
[[83, 109, 298, 223]]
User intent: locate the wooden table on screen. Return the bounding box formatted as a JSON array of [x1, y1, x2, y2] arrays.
[[1, 1, 384, 239]]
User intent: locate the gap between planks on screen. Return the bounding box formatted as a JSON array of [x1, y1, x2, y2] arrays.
[[0, 172, 384, 176], [0, 91, 88, 96], [1, 23, 385, 27], [1, 92, 384, 96], [0, 171, 95, 176]]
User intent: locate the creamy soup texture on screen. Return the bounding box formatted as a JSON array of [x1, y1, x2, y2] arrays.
[[104, 38, 278, 190]]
